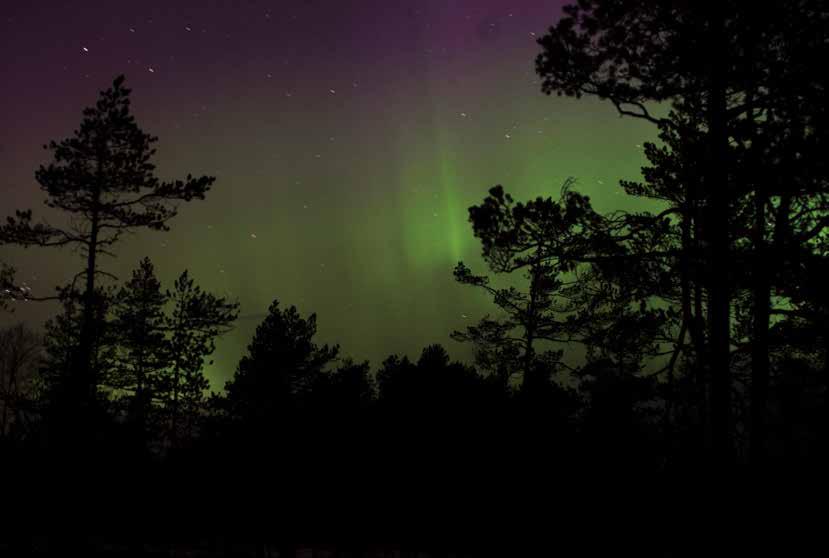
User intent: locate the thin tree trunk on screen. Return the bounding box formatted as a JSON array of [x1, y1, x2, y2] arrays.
[[682, 199, 707, 451], [824, 327, 829, 454], [171, 309, 184, 450], [70, 156, 103, 444], [693, 201, 709, 450], [750, 192, 771, 465], [706, 7, 732, 465], [171, 361, 179, 450], [522, 261, 540, 389], [1, 367, 10, 437]]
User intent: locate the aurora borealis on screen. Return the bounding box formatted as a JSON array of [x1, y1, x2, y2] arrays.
[[0, 0, 660, 389]]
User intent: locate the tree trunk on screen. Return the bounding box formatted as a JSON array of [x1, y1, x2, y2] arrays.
[[521, 261, 540, 389], [69, 157, 103, 443], [706, 7, 733, 465], [750, 193, 771, 465], [824, 326, 829, 455], [693, 202, 709, 450]]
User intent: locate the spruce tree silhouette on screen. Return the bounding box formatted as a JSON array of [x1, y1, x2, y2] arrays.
[[109, 257, 168, 448], [161, 269, 238, 450], [210, 300, 341, 539], [223, 299, 339, 445], [0, 75, 216, 444]]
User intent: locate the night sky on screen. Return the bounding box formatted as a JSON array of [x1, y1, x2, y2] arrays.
[[0, 1, 660, 389]]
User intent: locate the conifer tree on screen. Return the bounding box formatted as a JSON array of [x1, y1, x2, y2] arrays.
[[225, 300, 339, 425], [535, 0, 829, 463], [0, 75, 215, 424], [451, 180, 607, 387], [110, 257, 169, 437], [161, 270, 238, 448]]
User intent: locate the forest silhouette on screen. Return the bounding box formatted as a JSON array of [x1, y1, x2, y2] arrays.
[[1, 1, 827, 556]]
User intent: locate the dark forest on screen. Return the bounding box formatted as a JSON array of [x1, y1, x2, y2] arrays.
[[1, 1, 827, 556]]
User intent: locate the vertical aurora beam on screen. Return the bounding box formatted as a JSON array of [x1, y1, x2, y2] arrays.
[[395, 102, 470, 275], [394, 7, 475, 278], [435, 127, 468, 266]]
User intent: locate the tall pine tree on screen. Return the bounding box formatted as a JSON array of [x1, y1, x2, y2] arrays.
[[0, 75, 215, 429]]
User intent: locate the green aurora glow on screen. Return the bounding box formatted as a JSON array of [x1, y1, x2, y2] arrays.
[[0, 2, 662, 389]]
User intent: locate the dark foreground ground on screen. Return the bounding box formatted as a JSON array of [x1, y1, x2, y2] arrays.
[[2, 439, 823, 557]]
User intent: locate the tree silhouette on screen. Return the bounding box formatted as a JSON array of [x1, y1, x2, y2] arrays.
[[109, 257, 169, 443], [451, 180, 602, 388], [0, 263, 18, 312], [574, 357, 660, 471], [535, 0, 734, 463], [307, 357, 375, 482], [160, 270, 238, 448], [36, 286, 118, 447], [536, 0, 829, 464], [377, 344, 484, 413], [311, 358, 375, 412], [0, 323, 41, 439], [0, 75, 215, 428], [222, 297, 338, 451], [375, 345, 507, 485], [610, 110, 714, 452], [768, 249, 829, 457]]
